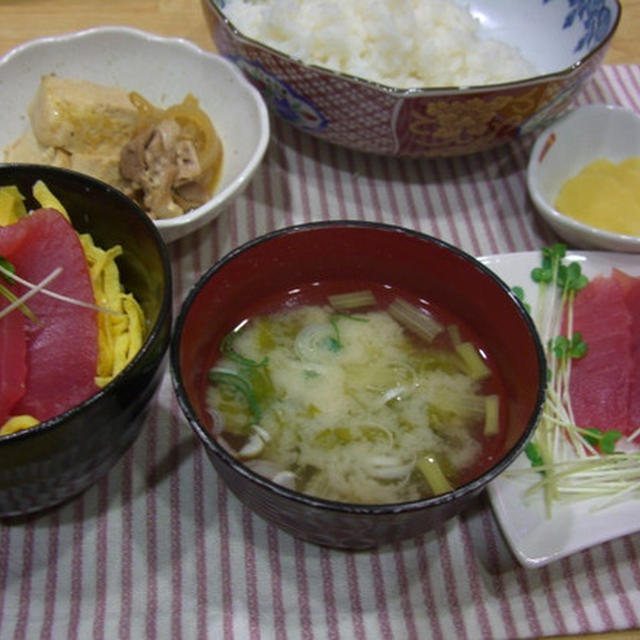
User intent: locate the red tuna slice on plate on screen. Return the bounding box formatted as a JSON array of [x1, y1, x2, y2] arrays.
[[0, 299, 27, 425], [0, 208, 98, 423], [612, 268, 640, 434], [569, 273, 634, 435]]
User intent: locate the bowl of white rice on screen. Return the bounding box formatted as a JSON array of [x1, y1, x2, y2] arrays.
[[202, 0, 620, 157]]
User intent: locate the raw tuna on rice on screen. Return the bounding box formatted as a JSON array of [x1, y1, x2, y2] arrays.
[[0, 208, 98, 423]]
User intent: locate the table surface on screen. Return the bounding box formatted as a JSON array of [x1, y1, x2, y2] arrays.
[[0, 2, 639, 640]]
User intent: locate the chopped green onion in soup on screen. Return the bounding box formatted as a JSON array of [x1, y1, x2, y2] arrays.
[[206, 294, 501, 504]]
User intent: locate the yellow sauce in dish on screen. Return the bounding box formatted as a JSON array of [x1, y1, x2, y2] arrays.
[[554, 157, 640, 237]]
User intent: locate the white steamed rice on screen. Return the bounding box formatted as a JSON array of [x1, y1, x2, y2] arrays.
[[223, 0, 536, 88]]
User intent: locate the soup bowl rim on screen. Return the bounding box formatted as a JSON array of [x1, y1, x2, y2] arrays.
[[171, 220, 547, 515]]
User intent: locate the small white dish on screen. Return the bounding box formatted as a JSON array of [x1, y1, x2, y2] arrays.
[[0, 26, 270, 243], [481, 249, 640, 568], [527, 104, 640, 253]]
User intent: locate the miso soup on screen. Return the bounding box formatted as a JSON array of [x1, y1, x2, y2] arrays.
[[206, 288, 505, 504]]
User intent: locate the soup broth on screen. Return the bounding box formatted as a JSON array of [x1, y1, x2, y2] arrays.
[[205, 285, 506, 504]]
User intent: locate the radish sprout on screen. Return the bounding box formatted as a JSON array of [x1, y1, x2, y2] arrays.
[[514, 244, 640, 514]]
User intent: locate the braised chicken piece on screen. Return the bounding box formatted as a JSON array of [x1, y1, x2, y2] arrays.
[[120, 119, 210, 219], [3, 76, 223, 220]]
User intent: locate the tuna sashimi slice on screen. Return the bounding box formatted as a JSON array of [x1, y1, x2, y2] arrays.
[[0, 300, 27, 425], [569, 274, 634, 435], [0, 208, 98, 422], [612, 268, 640, 433]]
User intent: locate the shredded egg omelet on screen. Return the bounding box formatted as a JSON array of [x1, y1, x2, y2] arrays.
[[0, 181, 145, 434]]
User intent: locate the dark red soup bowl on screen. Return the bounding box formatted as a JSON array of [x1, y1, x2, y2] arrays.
[[171, 221, 545, 549]]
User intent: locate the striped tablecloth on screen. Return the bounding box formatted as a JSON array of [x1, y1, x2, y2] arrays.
[[1, 64, 639, 640]]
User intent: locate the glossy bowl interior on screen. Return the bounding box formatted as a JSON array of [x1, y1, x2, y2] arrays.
[[528, 104, 640, 253], [0, 26, 270, 243], [203, 0, 620, 156], [0, 164, 172, 517], [171, 222, 546, 548]]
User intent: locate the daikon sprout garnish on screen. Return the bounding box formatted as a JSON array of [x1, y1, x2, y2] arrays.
[[0, 265, 62, 322], [0, 260, 121, 321], [0, 256, 37, 321], [514, 244, 640, 515]]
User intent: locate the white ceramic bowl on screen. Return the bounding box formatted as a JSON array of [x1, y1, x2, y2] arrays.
[[527, 104, 640, 253], [0, 26, 270, 243]]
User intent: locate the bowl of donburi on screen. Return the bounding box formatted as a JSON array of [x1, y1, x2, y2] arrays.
[[171, 221, 546, 548], [0, 164, 171, 516]]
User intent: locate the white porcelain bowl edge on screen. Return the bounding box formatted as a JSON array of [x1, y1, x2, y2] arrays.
[[0, 26, 271, 243]]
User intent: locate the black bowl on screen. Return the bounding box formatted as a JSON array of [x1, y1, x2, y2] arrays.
[[0, 164, 172, 516], [171, 221, 546, 548]]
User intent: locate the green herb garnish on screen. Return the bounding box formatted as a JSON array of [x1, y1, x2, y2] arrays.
[[208, 368, 263, 423], [221, 330, 269, 368], [525, 442, 545, 469], [511, 243, 640, 515], [327, 313, 369, 352], [0, 255, 38, 322], [0, 256, 15, 284], [511, 285, 530, 313], [550, 332, 587, 360], [582, 428, 622, 454]]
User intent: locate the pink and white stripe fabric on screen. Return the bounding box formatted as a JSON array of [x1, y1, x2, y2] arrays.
[[1, 65, 639, 640]]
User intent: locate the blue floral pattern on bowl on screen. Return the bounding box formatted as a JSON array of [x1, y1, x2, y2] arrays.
[[230, 56, 328, 131], [545, 0, 614, 52], [205, 0, 619, 156]]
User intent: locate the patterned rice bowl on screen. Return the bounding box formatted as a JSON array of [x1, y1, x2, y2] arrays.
[[203, 0, 621, 157]]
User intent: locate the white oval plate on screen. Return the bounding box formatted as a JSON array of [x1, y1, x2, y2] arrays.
[[480, 250, 640, 568]]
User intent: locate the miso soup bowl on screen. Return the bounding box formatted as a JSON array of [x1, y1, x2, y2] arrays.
[[0, 164, 172, 517], [171, 222, 546, 549]]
